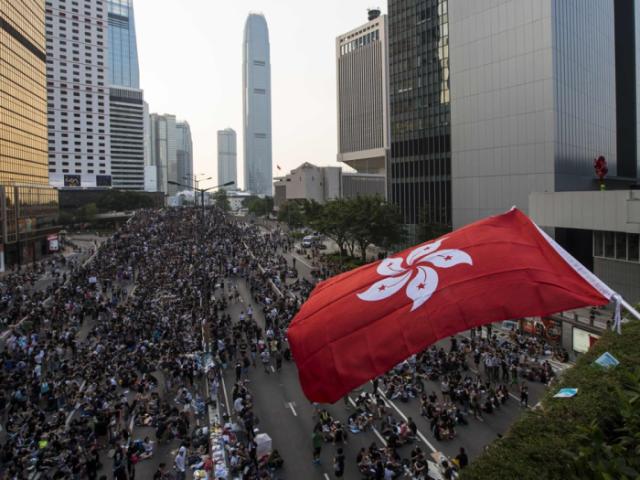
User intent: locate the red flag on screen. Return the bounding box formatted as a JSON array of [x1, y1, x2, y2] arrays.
[[287, 209, 613, 403]]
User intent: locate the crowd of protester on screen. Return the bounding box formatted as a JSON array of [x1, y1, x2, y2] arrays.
[[0, 207, 562, 480], [0, 210, 246, 479]]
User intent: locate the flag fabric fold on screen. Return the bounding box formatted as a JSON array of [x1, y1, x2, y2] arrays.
[[287, 208, 613, 403]]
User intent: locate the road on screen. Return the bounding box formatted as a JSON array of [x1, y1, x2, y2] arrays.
[[214, 226, 552, 479]]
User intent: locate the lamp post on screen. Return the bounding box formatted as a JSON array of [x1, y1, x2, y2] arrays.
[[168, 180, 234, 218], [167, 179, 235, 350], [183, 175, 213, 206]]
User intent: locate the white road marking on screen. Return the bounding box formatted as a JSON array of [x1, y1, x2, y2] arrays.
[[128, 414, 135, 432], [347, 395, 388, 447], [220, 374, 231, 416], [372, 426, 387, 446], [288, 402, 297, 416], [376, 387, 439, 454]]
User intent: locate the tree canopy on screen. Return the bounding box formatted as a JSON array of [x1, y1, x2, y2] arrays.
[[277, 200, 305, 228], [308, 195, 405, 262], [461, 313, 640, 480], [96, 190, 155, 212], [242, 196, 274, 217], [213, 189, 231, 212]]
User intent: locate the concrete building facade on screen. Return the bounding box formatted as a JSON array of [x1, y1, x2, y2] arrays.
[[530, 190, 640, 304], [243, 13, 273, 196], [449, 0, 629, 229], [273, 163, 385, 208], [217, 128, 237, 189], [109, 87, 144, 189], [46, 0, 112, 188], [336, 10, 390, 182]]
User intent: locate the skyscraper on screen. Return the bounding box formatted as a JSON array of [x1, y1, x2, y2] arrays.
[[109, 87, 145, 190], [2, 0, 49, 185], [108, 0, 145, 190], [218, 128, 237, 189], [176, 121, 193, 189], [388, 0, 451, 237], [2, 0, 59, 265], [107, 0, 139, 89], [243, 13, 272, 196], [336, 10, 390, 184], [149, 113, 177, 195], [46, 0, 112, 187]]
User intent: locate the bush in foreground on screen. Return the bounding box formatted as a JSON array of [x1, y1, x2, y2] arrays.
[[461, 318, 640, 480]]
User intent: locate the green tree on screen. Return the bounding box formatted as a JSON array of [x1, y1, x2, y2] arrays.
[[346, 195, 405, 262], [311, 198, 351, 259], [96, 190, 154, 212], [278, 200, 305, 228], [213, 189, 231, 211], [243, 196, 274, 217], [77, 202, 98, 222], [301, 199, 323, 225]]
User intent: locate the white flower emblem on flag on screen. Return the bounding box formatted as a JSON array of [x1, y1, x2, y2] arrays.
[[357, 239, 473, 311]]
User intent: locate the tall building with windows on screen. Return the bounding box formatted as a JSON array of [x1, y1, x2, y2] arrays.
[[46, 0, 112, 188], [1, 0, 59, 265], [109, 87, 144, 189], [176, 121, 193, 189], [2, 0, 49, 185], [107, 0, 139, 89], [108, 0, 144, 190], [243, 13, 272, 196], [217, 128, 237, 189], [388, 0, 451, 237], [336, 9, 390, 185], [149, 113, 177, 195], [449, 0, 622, 229]]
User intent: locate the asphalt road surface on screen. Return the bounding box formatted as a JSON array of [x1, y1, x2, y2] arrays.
[[213, 227, 551, 480]]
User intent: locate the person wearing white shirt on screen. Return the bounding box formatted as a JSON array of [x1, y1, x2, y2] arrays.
[[174, 446, 187, 480]]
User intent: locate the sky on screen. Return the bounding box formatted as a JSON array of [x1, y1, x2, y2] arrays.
[[134, 0, 384, 189]]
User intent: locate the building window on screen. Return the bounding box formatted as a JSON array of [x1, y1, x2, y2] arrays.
[[616, 233, 627, 260], [629, 234, 640, 262], [594, 231, 640, 263], [604, 232, 615, 258]]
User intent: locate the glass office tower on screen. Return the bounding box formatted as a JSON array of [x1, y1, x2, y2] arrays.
[[1, 0, 49, 185], [388, 0, 451, 236], [243, 13, 273, 196], [1, 0, 59, 266], [108, 0, 140, 89], [108, 0, 145, 189]]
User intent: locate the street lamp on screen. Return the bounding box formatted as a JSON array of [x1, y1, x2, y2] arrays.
[[183, 174, 213, 194], [167, 179, 235, 347], [168, 180, 234, 215]]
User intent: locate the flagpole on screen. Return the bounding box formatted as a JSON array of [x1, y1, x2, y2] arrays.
[[532, 216, 640, 329]]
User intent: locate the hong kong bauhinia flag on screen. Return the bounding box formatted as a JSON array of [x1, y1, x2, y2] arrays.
[[287, 208, 617, 403]]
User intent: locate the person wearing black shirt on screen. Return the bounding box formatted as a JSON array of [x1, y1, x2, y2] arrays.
[[153, 462, 167, 480], [456, 447, 469, 469], [333, 447, 345, 477]]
